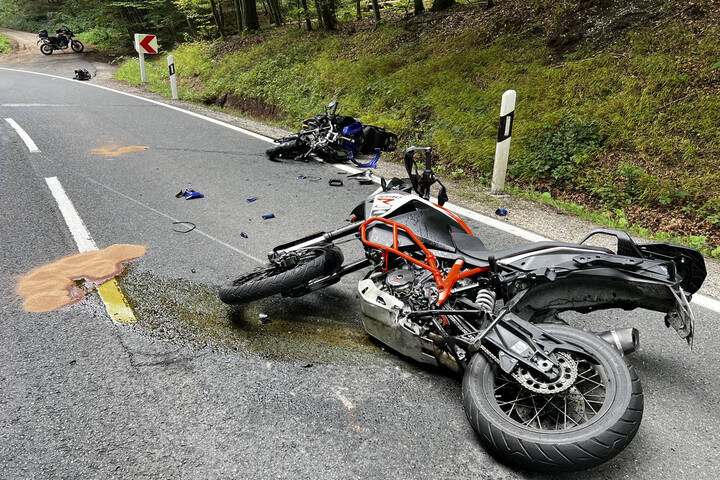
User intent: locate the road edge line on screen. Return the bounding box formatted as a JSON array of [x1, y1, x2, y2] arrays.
[[44, 176, 136, 324]]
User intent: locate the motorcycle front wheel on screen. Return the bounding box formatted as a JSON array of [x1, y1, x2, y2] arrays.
[[462, 324, 643, 472], [219, 246, 343, 304], [71, 40, 84, 53], [266, 140, 307, 161], [40, 44, 53, 55]]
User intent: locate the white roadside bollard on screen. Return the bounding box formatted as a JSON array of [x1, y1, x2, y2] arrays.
[[168, 55, 179, 100], [491, 89, 516, 195]]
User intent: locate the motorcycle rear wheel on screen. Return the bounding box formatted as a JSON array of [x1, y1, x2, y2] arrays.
[[266, 140, 307, 161], [40, 44, 53, 55], [219, 246, 343, 304], [71, 40, 84, 53], [462, 324, 643, 472]]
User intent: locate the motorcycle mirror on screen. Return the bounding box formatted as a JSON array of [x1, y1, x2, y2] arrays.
[[437, 184, 448, 207], [327, 100, 338, 114], [381, 177, 388, 191]]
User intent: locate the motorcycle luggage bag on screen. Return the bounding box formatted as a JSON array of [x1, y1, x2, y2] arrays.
[[361, 125, 398, 154], [38, 29, 49, 38]]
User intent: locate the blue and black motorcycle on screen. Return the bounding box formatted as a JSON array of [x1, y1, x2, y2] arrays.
[[266, 100, 397, 167]]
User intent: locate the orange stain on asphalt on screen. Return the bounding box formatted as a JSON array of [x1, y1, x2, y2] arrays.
[[91, 145, 149, 157], [16, 244, 146, 312]]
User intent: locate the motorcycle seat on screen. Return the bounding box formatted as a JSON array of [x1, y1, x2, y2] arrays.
[[450, 231, 611, 263]]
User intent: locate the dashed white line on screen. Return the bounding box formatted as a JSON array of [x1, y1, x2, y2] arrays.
[[3, 67, 718, 312], [5, 117, 40, 152], [45, 176, 97, 252]]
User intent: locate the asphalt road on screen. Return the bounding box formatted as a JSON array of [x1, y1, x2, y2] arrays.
[[1, 57, 719, 479]]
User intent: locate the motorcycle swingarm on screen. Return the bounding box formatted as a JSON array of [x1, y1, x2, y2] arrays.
[[470, 312, 585, 376]]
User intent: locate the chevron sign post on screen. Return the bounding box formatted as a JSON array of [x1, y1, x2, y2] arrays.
[[134, 34, 159, 84]]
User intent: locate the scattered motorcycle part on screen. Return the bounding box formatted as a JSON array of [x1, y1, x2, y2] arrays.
[[348, 170, 374, 184], [495, 207, 508, 216], [73, 69, 91, 81], [247, 197, 258, 202], [329, 179, 344, 187], [597, 328, 640, 355], [262, 213, 275, 220], [258, 313, 271, 324], [240, 232, 249, 238], [172, 221, 196, 233]]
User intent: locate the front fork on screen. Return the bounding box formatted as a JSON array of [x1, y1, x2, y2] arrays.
[[273, 222, 371, 295]]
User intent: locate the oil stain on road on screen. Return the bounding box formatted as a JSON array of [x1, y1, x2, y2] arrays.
[[118, 270, 391, 365], [16, 244, 146, 312]]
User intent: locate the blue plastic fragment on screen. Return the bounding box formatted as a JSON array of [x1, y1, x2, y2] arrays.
[[240, 232, 248, 238], [262, 213, 275, 220], [247, 197, 258, 202], [298, 175, 307, 180], [495, 207, 508, 216], [184, 190, 204, 200]]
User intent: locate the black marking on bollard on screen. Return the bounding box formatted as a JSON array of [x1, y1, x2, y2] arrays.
[[497, 110, 514, 143]]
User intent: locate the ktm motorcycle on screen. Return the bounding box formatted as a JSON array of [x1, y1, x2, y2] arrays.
[[220, 147, 706, 472], [37, 26, 84, 55]]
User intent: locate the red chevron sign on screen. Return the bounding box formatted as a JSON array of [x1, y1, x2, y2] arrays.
[[134, 34, 158, 54]]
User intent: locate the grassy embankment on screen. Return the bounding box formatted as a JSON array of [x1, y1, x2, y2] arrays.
[[0, 33, 10, 53], [114, 3, 720, 257]]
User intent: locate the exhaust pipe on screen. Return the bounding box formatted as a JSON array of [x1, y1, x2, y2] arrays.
[[597, 328, 640, 355]]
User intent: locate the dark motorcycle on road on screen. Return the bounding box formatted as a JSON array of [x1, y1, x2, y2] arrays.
[[37, 26, 84, 55], [220, 147, 706, 472], [266, 100, 397, 167]]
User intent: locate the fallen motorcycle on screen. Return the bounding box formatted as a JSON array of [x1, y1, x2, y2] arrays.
[[266, 99, 397, 167], [37, 26, 84, 55], [220, 147, 706, 472]]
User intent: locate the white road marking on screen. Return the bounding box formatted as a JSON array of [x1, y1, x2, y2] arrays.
[[2, 103, 71, 107], [3, 67, 718, 312], [44, 176, 137, 323], [45, 177, 97, 252], [5, 117, 40, 152]]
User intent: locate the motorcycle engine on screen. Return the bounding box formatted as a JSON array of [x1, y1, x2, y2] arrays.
[[375, 263, 438, 310]]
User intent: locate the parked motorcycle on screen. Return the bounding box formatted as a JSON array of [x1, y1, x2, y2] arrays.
[[266, 100, 397, 167], [37, 26, 84, 55], [220, 147, 706, 472]]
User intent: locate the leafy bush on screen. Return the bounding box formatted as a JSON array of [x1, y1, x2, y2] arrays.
[[0, 33, 10, 54], [510, 116, 604, 186]]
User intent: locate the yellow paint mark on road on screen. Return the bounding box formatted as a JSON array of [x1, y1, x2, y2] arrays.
[[91, 144, 149, 157], [97, 279, 137, 324]]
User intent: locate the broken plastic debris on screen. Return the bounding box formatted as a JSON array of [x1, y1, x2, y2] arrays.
[[176, 183, 204, 200], [240, 232, 249, 238], [556, 211, 565, 215], [495, 207, 508, 216], [298, 175, 307, 180], [247, 197, 258, 203], [329, 179, 344, 187], [348, 170, 374, 185], [262, 213, 275, 220], [259, 313, 271, 324]]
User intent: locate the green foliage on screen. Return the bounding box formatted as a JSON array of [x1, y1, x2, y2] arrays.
[[0, 33, 10, 53], [510, 116, 604, 186]]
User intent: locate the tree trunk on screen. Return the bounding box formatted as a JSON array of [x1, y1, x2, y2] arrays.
[[371, 0, 381, 22], [430, 0, 454, 11], [414, 0, 424, 15], [233, 0, 243, 33], [242, 0, 260, 30], [209, 0, 225, 36], [301, 0, 312, 30], [356, 0, 361, 20], [314, 0, 324, 29]]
